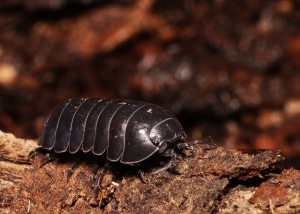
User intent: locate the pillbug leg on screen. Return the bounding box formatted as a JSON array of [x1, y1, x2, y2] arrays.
[[67, 159, 81, 180], [28, 149, 37, 160], [167, 165, 181, 174], [177, 142, 194, 150], [40, 152, 58, 167], [28, 147, 48, 160], [138, 170, 147, 183], [153, 149, 179, 175], [94, 160, 110, 192], [90, 164, 101, 187]]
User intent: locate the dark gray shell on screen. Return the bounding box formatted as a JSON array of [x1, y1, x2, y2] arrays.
[[39, 98, 186, 164]]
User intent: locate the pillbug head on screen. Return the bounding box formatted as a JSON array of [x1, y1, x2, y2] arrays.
[[150, 118, 186, 148]]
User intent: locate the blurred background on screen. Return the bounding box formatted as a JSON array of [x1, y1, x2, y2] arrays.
[[0, 0, 299, 169]]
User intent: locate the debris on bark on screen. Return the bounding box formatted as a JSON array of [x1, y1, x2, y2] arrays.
[[0, 130, 299, 213]]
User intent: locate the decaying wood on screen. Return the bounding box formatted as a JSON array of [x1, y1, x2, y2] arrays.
[[0, 130, 299, 213]]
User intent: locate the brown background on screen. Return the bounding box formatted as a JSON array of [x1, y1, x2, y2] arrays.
[[0, 0, 299, 169]]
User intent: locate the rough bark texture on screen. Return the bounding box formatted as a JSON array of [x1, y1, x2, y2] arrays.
[[0, 130, 299, 213], [1, 0, 300, 171]]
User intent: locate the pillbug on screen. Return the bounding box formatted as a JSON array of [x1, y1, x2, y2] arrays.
[[39, 98, 194, 175]]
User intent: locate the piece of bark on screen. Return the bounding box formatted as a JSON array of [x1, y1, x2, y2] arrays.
[[218, 168, 300, 213], [0, 130, 298, 213]]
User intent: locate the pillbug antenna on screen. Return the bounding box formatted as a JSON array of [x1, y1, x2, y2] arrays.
[[186, 136, 217, 151]]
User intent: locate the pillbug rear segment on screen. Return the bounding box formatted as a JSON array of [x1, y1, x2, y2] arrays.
[[39, 98, 187, 168]]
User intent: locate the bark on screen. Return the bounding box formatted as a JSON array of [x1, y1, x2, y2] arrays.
[[0, 130, 299, 214]]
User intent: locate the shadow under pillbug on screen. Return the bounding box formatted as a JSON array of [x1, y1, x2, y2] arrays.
[[39, 98, 194, 174]]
